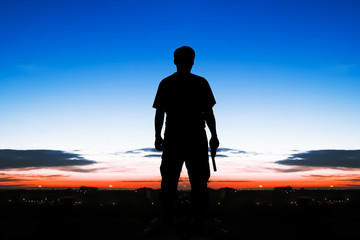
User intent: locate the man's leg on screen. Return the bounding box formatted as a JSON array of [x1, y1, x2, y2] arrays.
[[185, 149, 211, 225], [184, 129, 210, 224], [159, 153, 183, 226]]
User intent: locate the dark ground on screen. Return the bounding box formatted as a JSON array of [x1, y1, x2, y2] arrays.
[[1, 188, 360, 240]]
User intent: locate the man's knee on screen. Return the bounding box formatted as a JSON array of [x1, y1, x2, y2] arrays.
[[160, 176, 180, 204]]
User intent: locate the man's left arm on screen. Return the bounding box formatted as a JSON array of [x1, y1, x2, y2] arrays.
[[204, 108, 219, 150]]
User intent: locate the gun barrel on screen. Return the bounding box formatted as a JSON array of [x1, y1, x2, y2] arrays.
[[211, 155, 217, 172]]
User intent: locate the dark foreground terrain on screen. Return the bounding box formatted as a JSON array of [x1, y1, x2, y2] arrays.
[[1, 187, 360, 240]]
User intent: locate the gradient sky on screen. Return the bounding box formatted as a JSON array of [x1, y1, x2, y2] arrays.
[[1, 0, 360, 189]]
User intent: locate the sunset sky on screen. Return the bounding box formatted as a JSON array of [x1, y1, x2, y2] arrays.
[[1, 0, 360, 189]]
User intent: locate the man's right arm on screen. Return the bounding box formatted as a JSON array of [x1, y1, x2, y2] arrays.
[[154, 109, 165, 151]]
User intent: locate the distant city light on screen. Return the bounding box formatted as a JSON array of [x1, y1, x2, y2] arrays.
[[109, 185, 113, 188], [38, 185, 42, 188], [259, 185, 263, 188], [330, 185, 334, 188]]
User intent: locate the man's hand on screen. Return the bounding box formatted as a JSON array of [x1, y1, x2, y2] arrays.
[[210, 136, 219, 154], [210, 136, 219, 172], [210, 136, 219, 159], [155, 136, 164, 151]]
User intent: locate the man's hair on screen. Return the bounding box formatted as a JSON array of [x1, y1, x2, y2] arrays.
[[174, 46, 195, 64]]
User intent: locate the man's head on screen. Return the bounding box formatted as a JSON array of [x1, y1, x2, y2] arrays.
[[174, 46, 195, 73]]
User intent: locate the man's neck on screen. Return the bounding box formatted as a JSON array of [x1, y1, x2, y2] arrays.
[[176, 71, 191, 76]]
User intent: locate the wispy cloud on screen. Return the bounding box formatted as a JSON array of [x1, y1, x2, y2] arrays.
[[0, 172, 69, 179], [215, 148, 246, 154], [303, 174, 360, 179], [55, 166, 105, 173], [266, 166, 317, 173], [302, 173, 360, 183], [144, 154, 162, 158], [276, 149, 360, 170], [0, 149, 96, 170], [0, 177, 22, 182], [125, 148, 160, 154], [125, 147, 247, 158]]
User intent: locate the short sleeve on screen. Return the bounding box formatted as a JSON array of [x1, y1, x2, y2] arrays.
[[203, 79, 216, 109], [152, 81, 166, 110]]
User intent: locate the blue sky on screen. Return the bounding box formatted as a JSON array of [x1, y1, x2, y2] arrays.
[[1, 0, 360, 188]]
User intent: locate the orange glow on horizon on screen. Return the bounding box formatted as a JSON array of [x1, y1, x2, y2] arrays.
[[3, 178, 353, 190]]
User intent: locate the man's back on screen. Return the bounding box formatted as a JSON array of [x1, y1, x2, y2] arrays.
[[153, 72, 216, 132]]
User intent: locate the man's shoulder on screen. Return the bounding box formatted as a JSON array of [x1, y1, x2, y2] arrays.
[[189, 73, 210, 88], [190, 73, 206, 81], [161, 73, 177, 81], [158, 73, 208, 87], [190, 74, 210, 87], [158, 73, 176, 87]]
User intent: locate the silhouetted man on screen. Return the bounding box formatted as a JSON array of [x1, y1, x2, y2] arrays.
[[153, 46, 219, 227]]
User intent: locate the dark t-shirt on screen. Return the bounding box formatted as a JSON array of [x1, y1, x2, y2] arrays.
[[153, 72, 216, 133]]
